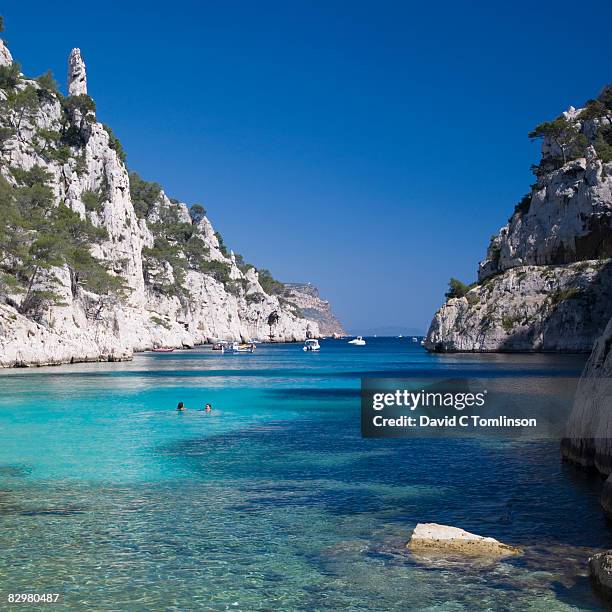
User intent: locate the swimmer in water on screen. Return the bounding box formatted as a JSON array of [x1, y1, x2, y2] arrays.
[[205, 403, 212, 413], [177, 402, 185, 411]]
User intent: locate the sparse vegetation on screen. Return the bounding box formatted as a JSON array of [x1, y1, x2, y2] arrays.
[[0, 62, 21, 90], [102, 124, 126, 162], [246, 291, 265, 304], [501, 314, 522, 332], [466, 292, 480, 306], [150, 314, 171, 330], [513, 193, 532, 217], [129, 172, 162, 219], [528, 116, 587, 166], [549, 286, 583, 305], [258, 268, 285, 296], [0, 168, 121, 317], [189, 204, 206, 225], [82, 190, 104, 213], [214, 231, 228, 256], [234, 253, 254, 274], [445, 278, 470, 299], [577, 86, 612, 122], [35, 71, 59, 98]]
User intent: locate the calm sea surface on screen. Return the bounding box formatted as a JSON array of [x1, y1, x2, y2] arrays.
[[0, 338, 608, 610]]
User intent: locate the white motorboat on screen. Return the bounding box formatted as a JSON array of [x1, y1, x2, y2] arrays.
[[412, 337, 418, 342], [303, 339, 321, 352], [230, 342, 256, 353], [348, 336, 366, 346]]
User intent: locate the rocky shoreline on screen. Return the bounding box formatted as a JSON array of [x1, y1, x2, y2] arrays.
[[421, 85, 612, 598]]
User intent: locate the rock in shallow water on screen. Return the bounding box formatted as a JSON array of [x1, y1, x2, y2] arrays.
[[407, 523, 521, 556], [589, 550, 612, 598]]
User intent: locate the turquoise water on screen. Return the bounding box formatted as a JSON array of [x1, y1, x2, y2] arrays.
[[0, 339, 609, 610]]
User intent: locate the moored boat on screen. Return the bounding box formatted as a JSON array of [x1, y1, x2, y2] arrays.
[[303, 339, 321, 351], [152, 347, 175, 353], [230, 342, 256, 353], [348, 336, 366, 346]]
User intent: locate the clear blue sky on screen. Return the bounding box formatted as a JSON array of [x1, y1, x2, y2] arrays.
[[3, 1, 612, 332]]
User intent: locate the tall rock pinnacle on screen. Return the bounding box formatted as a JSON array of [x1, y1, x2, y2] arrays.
[[0, 39, 13, 67], [67, 48, 87, 96]]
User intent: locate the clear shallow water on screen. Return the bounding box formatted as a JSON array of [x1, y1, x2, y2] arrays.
[[0, 338, 609, 610]]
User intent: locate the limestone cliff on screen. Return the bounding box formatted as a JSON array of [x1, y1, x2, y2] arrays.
[[284, 283, 346, 336], [0, 39, 319, 367], [561, 317, 612, 515], [427, 261, 611, 352], [426, 87, 612, 353]]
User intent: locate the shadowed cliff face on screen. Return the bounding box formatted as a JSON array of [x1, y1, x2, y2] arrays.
[[561, 314, 612, 473], [0, 41, 320, 367], [426, 89, 612, 354], [560, 315, 612, 516]]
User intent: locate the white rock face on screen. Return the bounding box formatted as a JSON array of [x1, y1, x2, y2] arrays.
[[0, 50, 320, 367], [408, 523, 521, 556], [427, 92, 612, 353], [479, 123, 611, 282], [67, 48, 87, 96], [426, 261, 611, 352], [0, 39, 12, 66]]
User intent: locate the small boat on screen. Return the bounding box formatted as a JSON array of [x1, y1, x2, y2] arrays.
[[303, 339, 321, 352], [412, 337, 418, 342], [152, 347, 174, 353], [211, 343, 225, 350], [348, 336, 366, 346], [231, 342, 256, 353], [420, 339, 425, 346]]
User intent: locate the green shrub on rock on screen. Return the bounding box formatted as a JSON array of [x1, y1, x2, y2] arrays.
[[445, 278, 469, 299]]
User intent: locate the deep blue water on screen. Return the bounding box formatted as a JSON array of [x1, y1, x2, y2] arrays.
[[0, 338, 608, 610]]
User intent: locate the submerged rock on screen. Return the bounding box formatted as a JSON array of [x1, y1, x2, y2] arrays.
[[407, 523, 521, 556]]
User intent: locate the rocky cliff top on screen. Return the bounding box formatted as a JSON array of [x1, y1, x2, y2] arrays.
[[285, 283, 346, 336], [479, 88, 612, 282]]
